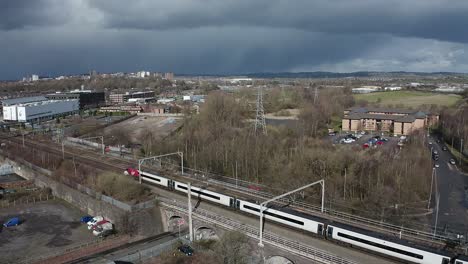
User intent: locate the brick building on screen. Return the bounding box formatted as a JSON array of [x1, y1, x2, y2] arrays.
[[342, 107, 439, 135]]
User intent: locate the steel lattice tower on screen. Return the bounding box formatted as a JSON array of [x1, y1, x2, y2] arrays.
[[255, 87, 267, 135]]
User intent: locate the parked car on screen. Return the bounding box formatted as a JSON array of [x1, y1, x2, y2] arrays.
[[178, 245, 194, 256], [442, 146, 448, 151], [80, 215, 93, 224], [87, 216, 104, 230], [0, 189, 16, 195], [450, 159, 456, 165], [376, 141, 384, 145], [93, 222, 113, 236], [362, 143, 370, 149], [343, 138, 355, 144], [433, 150, 438, 155], [429, 141, 433, 145], [92, 220, 109, 231], [434, 163, 440, 168], [3, 217, 20, 227]]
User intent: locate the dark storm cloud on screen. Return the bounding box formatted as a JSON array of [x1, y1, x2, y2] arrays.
[[1, 0, 468, 80], [0, 0, 71, 30], [88, 0, 468, 43]]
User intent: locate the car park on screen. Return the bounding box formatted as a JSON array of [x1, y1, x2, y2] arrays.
[[3, 217, 20, 227], [178, 245, 194, 256], [450, 159, 456, 165]]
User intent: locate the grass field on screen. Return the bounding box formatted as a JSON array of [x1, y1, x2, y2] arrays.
[[353, 91, 461, 108]]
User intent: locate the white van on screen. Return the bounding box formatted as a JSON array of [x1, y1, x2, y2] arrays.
[[93, 222, 113, 236], [87, 216, 104, 230]]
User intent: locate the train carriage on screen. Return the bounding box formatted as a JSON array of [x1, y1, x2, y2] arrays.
[[140, 171, 170, 188], [173, 181, 233, 207], [326, 225, 453, 264], [238, 200, 324, 235]]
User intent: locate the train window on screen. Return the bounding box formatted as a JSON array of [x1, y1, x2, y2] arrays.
[[337, 232, 423, 260], [455, 261, 462, 264], [142, 175, 161, 182], [441, 259, 449, 264], [243, 205, 304, 226], [327, 227, 333, 237], [177, 185, 221, 200]]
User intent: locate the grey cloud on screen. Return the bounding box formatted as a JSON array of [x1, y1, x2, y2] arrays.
[[88, 0, 468, 43], [0, 0, 72, 30]]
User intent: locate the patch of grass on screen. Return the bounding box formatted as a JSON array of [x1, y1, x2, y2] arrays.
[[354, 91, 461, 108], [94, 172, 150, 202]]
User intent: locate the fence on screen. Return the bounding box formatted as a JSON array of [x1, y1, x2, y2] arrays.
[[113, 236, 180, 263], [0, 193, 54, 208], [158, 196, 358, 264]]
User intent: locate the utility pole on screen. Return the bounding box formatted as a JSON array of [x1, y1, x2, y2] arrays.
[[427, 168, 435, 209], [254, 87, 267, 135], [343, 167, 347, 200], [314, 86, 319, 105], [62, 140, 65, 159], [235, 161, 238, 187], [188, 182, 193, 242], [433, 193, 440, 238], [460, 139, 464, 166], [259, 179, 325, 247]]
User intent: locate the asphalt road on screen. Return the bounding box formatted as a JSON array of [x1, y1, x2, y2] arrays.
[[430, 137, 468, 236]]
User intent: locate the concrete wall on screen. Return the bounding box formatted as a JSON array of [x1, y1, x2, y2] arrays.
[[0, 156, 164, 235]]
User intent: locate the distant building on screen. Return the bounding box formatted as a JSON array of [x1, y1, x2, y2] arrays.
[[2, 96, 78, 122], [157, 98, 175, 104], [384, 86, 402, 91], [31, 75, 39, 81], [164, 72, 174, 81], [99, 105, 142, 114], [46, 90, 105, 110], [352, 86, 381, 94], [342, 107, 439, 135], [108, 91, 155, 104]]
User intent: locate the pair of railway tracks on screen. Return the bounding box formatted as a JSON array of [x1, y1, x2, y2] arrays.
[[0, 133, 459, 250]]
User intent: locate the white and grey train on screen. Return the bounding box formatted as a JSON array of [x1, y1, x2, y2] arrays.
[[133, 169, 468, 264]]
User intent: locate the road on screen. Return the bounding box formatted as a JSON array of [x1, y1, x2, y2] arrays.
[[430, 138, 468, 236]]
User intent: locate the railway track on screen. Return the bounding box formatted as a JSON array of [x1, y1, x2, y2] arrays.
[[0, 133, 457, 250]]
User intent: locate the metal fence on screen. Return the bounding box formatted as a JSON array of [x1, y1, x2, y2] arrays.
[[158, 196, 358, 264], [114, 236, 180, 263], [0, 194, 54, 208], [101, 194, 132, 212]]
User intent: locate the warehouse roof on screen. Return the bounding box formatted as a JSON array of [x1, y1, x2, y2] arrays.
[[18, 99, 78, 107], [1, 96, 47, 106]]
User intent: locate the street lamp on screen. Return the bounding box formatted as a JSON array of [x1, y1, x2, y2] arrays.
[[258, 179, 325, 247]]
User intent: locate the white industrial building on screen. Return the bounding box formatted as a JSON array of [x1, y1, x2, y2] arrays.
[[2, 96, 79, 122]]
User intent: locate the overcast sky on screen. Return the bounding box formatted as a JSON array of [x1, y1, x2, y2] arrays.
[[1, 0, 468, 80]]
